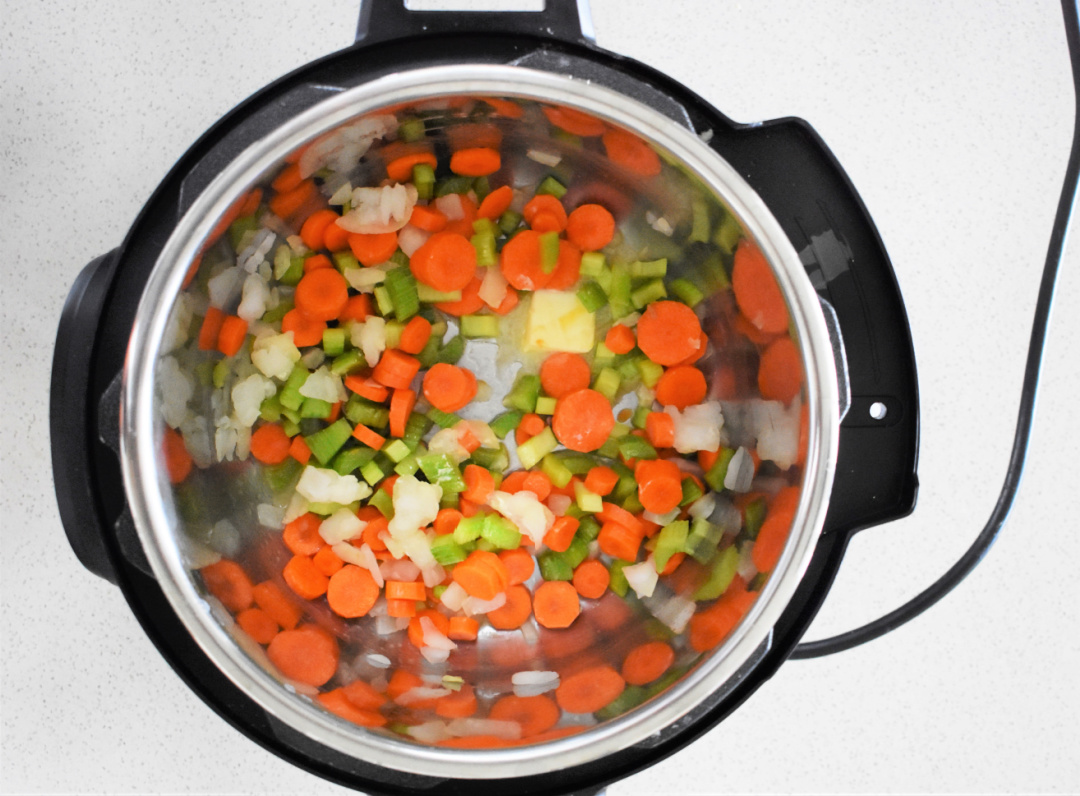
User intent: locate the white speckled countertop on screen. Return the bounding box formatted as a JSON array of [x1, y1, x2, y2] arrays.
[[3, 1, 1079, 794]]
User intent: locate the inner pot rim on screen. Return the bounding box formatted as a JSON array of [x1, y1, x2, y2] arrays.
[[120, 63, 840, 779]]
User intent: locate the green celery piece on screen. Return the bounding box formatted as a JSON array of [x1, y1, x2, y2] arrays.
[[653, 520, 689, 572], [474, 538, 497, 553], [260, 393, 283, 423], [636, 358, 664, 389], [373, 285, 394, 317], [419, 453, 466, 493], [595, 263, 614, 295], [264, 457, 302, 493], [561, 534, 589, 570], [453, 513, 487, 545], [415, 333, 443, 369], [631, 404, 651, 430], [460, 314, 499, 339], [535, 175, 567, 198], [300, 397, 333, 420], [426, 406, 461, 430], [344, 395, 390, 429], [306, 501, 350, 516], [304, 419, 353, 465], [384, 266, 419, 321], [577, 515, 601, 543], [435, 176, 473, 197], [472, 217, 498, 238], [595, 685, 647, 721], [360, 459, 385, 487], [430, 534, 468, 566], [262, 299, 293, 324], [413, 163, 435, 201], [610, 462, 637, 502], [382, 438, 412, 463], [228, 216, 259, 250], [680, 476, 705, 507], [608, 560, 630, 597], [670, 277, 706, 308], [631, 278, 667, 310], [629, 259, 667, 279], [576, 281, 608, 313], [279, 257, 304, 286], [321, 327, 346, 357], [743, 497, 768, 539], [394, 455, 421, 477], [417, 284, 462, 303], [517, 427, 558, 470], [384, 320, 405, 352], [469, 445, 509, 473], [553, 452, 597, 475], [539, 231, 560, 273], [608, 263, 633, 319], [331, 446, 377, 475], [713, 212, 742, 256], [574, 480, 603, 513], [333, 251, 360, 272], [534, 395, 557, 415], [481, 515, 522, 550], [689, 196, 711, 243], [369, 487, 394, 518], [685, 517, 724, 564], [704, 447, 736, 491], [579, 251, 605, 277], [597, 436, 621, 461], [399, 117, 426, 143], [621, 492, 644, 514], [390, 250, 410, 268], [593, 367, 621, 403], [504, 372, 541, 413], [617, 434, 657, 462], [693, 545, 740, 600], [498, 209, 523, 235], [330, 349, 366, 376], [212, 359, 229, 389], [538, 551, 574, 582], [401, 412, 432, 449], [471, 231, 497, 267], [434, 335, 466, 365], [593, 340, 617, 367], [281, 417, 300, 437], [489, 410, 523, 439], [540, 454, 574, 489]]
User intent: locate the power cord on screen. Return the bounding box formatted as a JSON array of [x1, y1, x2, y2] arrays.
[[790, 0, 1080, 659]]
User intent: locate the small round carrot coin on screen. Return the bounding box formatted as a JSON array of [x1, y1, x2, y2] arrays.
[[539, 352, 591, 398], [552, 388, 615, 453], [636, 300, 704, 366]]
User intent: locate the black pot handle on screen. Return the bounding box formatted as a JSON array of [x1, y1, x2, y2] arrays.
[[355, 0, 595, 47], [707, 118, 920, 535], [51, 252, 121, 584]]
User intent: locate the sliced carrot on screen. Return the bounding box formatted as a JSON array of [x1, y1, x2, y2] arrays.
[[312, 544, 344, 577], [477, 184, 514, 220], [443, 193, 479, 238], [386, 151, 438, 182], [433, 507, 463, 536], [676, 330, 710, 366], [539, 352, 591, 399], [523, 194, 567, 232], [457, 424, 481, 454], [636, 300, 704, 366], [237, 607, 279, 645], [386, 598, 416, 618], [752, 490, 799, 572], [499, 471, 529, 494], [288, 434, 311, 465], [635, 458, 684, 515], [249, 423, 291, 465], [294, 267, 349, 321], [514, 412, 547, 446], [499, 548, 535, 586], [409, 231, 477, 293], [447, 616, 480, 642], [389, 388, 416, 439], [459, 497, 480, 518], [644, 412, 675, 449], [266, 625, 339, 687], [408, 608, 451, 648], [197, 306, 225, 351], [348, 231, 399, 267], [758, 336, 802, 404], [659, 551, 686, 576], [543, 515, 580, 554], [489, 694, 560, 737], [352, 423, 387, 451], [572, 559, 610, 600], [542, 105, 606, 137], [323, 219, 351, 252], [688, 588, 758, 653], [422, 363, 477, 413], [327, 565, 380, 618], [372, 349, 421, 390], [408, 204, 449, 233], [452, 550, 509, 601], [317, 689, 388, 727], [217, 315, 248, 357], [487, 584, 533, 630], [552, 388, 614, 453], [521, 471, 552, 501], [555, 664, 625, 714], [462, 463, 495, 505], [300, 209, 340, 251], [271, 162, 303, 193], [566, 203, 616, 252], [499, 229, 551, 291], [448, 121, 503, 151], [621, 641, 675, 686], [544, 238, 582, 290], [283, 513, 324, 556], [345, 373, 390, 403], [655, 365, 707, 409], [270, 178, 321, 220], [163, 426, 193, 484], [281, 308, 326, 347], [483, 97, 525, 118], [597, 502, 645, 536], [386, 669, 425, 701], [493, 286, 520, 315], [732, 239, 789, 334], [343, 679, 389, 711], [450, 147, 501, 177], [532, 580, 580, 629], [283, 554, 329, 600], [604, 324, 636, 355], [597, 522, 642, 562], [602, 128, 661, 177], [434, 274, 485, 316], [384, 579, 426, 602], [430, 682, 477, 719], [303, 254, 333, 273], [253, 580, 302, 631], [583, 466, 619, 497], [201, 559, 254, 613]]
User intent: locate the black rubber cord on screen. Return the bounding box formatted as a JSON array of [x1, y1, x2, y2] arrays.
[[790, 0, 1080, 660]]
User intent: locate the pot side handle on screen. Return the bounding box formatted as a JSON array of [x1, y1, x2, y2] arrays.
[[355, 0, 595, 47], [51, 252, 121, 584]]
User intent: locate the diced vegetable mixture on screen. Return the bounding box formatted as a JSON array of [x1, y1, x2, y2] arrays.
[[160, 95, 807, 748]]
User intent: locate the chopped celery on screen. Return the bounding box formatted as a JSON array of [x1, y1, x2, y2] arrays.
[[399, 117, 426, 142], [680, 476, 705, 507], [608, 560, 630, 597], [574, 480, 603, 513], [689, 196, 712, 243], [617, 434, 657, 462], [393, 455, 421, 477], [471, 230, 497, 267], [426, 406, 461, 430], [498, 209, 523, 235], [415, 333, 442, 368], [693, 545, 739, 600], [418, 453, 466, 493], [279, 257, 304, 286], [593, 367, 621, 403], [481, 515, 522, 550], [369, 487, 394, 518], [653, 520, 688, 572], [685, 517, 723, 564], [539, 231, 560, 273], [322, 327, 346, 357], [472, 176, 491, 200], [538, 551, 574, 581], [281, 417, 300, 437], [472, 218, 498, 238], [670, 277, 706, 308], [636, 358, 664, 389], [259, 393, 282, 423], [453, 513, 486, 545], [300, 397, 334, 419], [360, 459, 385, 487], [417, 284, 462, 303], [577, 515, 601, 543], [306, 501, 352, 516], [460, 314, 499, 339], [562, 534, 589, 569], [489, 410, 523, 439], [631, 278, 668, 309], [553, 452, 597, 474], [333, 251, 360, 272], [535, 175, 567, 198], [264, 457, 302, 493], [517, 427, 558, 470], [608, 263, 633, 319], [401, 412, 432, 449], [435, 175, 473, 197], [434, 335, 466, 365], [261, 299, 293, 324], [534, 395, 557, 416], [469, 445, 509, 473], [384, 267, 419, 321], [631, 404, 651, 430], [390, 250, 410, 268], [430, 534, 468, 566], [331, 445, 377, 476], [597, 436, 621, 460], [576, 281, 608, 313], [621, 492, 644, 514], [344, 395, 389, 429], [304, 419, 352, 465], [504, 373, 541, 413], [713, 212, 742, 255], [580, 251, 606, 277], [596, 685, 647, 721], [413, 163, 435, 201], [382, 438, 412, 463], [630, 259, 668, 279], [228, 216, 259, 250], [540, 454, 574, 489], [330, 349, 366, 376], [743, 497, 768, 539], [593, 340, 617, 367], [373, 285, 394, 317], [212, 359, 229, 389], [704, 447, 736, 491], [616, 356, 641, 383]]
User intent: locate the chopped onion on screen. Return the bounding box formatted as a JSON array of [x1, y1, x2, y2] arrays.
[[623, 557, 659, 598], [754, 398, 801, 470], [397, 686, 451, 705], [298, 365, 346, 404], [338, 183, 418, 234], [374, 615, 406, 635], [477, 264, 509, 309], [238, 228, 275, 273], [207, 265, 243, 309], [365, 653, 391, 669], [282, 491, 309, 523], [447, 718, 521, 740], [688, 493, 716, 520], [462, 591, 507, 616], [236, 272, 270, 322], [487, 490, 554, 547], [724, 446, 755, 492], [379, 557, 421, 583], [397, 223, 431, 257], [389, 475, 443, 537], [328, 181, 353, 206], [407, 721, 453, 743], [421, 562, 447, 589], [653, 593, 697, 634], [419, 646, 452, 665], [157, 356, 193, 429], [256, 503, 284, 529], [434, 192, 466, 221], [511, 670, 559, 698], [350, 543, 384, 587], [737, 541, 758, 582], [319, 508, 364, 545], [251, 332, 301, 381], [207, 519, 241, 558], [300, 347, 325, 370], [420, 616, 458, 651], [426, 427, 471, 463], [161, 293, 194, 354], [440, 581, 468, 612], [296, 466, 372, 505], [343, 266, 388, 293], [352, 316, 387, 366], [643, 507, 681, 526], [547, 493, 572, 516], [298, 115, 396, 178], [526, 149, 562, 167], [232, 373, 276, 427], [667, 401, 724, 454], [456, 419, 500, 450]]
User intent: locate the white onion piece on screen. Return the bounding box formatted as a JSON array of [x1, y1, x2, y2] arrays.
[[724, 447, 755, 492], [353, 543, 384, 587], [378, 558, 421, 583], [330, 541, 362, 566], [207, 265, 243, 309], [447, 718, 521, 740], [319, 508, 364, 545], [478, 264, 509, 309], [456, 419, 500, 450], [518, 620, 539, 646], [374, 615, 405, 635], [343, 266, 387, 293], [623, 558, 659, 598], [397, 686, 451, 705], [526, 149, 562, 167], [667, 402, 724, 454], [421, 562, 447, 589], [298, 366, 346, 403], [688, 493, 716, 520], [420, 616, 458, 651], [407, 721, 453, 743], [512, 671, 559, 697], [651, 593, 696, 634], [390, 476, 443, 538], [440, 581, 469, 612], [643, 507, 681, 526], [157, 356, 193, 429], [161, 293, 194, 354], [296, 466, 372, 505], [754, 399, 801, 470], [300, 347, 325, 370], [365, 653, 391, 669], [257, 503, 284, 530], [736, 541, 758, 583], [328, 181, 353, 206], [462, 592, 507, 616], [339, 184, 418, 234], [487, 490, 554, 547], [547, 493, 572, 516], [397, 223, 431, 257], [251, 332, 301, 381], [434, 192, 466, 221], [352, 316, 386, 366], [426, 427, 471, 463], [232, 374, 276, 427], [282, 491, 309, 524]]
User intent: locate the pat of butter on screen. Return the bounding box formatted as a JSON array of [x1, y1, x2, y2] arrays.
[[524, 290, 595, 353]]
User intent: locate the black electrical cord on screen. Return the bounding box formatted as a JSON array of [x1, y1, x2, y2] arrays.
[[790, 0, 1080, 660]]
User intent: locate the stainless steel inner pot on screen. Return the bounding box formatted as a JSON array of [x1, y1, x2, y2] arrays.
[[120, 64, 839, 778]]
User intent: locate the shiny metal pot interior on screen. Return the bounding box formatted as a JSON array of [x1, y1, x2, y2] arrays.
[[120, 65, 839, 778]]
